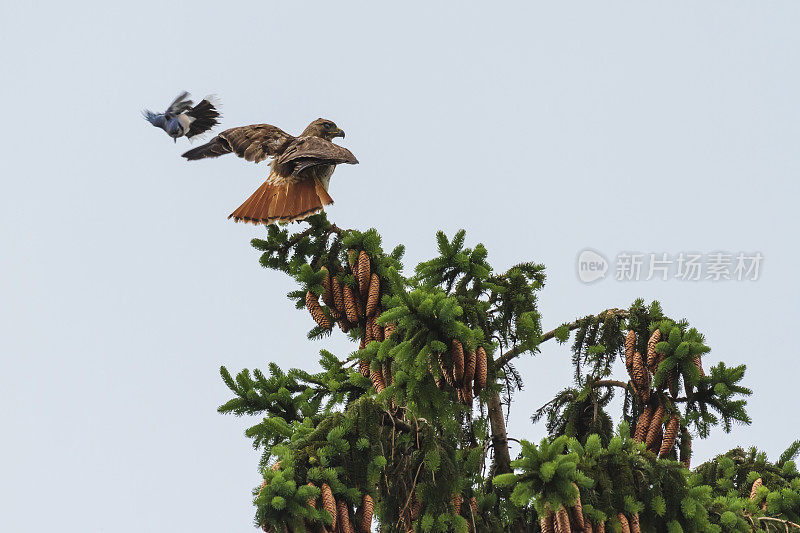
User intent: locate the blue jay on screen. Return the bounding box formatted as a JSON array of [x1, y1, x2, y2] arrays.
[[142, 91, 222, 142]]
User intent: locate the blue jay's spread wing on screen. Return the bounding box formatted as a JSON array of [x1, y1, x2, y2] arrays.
[[185, 96, 222, 139], [142, 109, 166, 128], [166, 91, 193, 116], [182, 124, 294, 163]]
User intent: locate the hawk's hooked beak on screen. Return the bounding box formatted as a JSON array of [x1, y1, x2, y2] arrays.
[[334, 128, 345, 139]]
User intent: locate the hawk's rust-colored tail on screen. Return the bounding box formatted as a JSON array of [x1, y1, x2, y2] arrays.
[[229, 177, 333, 224]]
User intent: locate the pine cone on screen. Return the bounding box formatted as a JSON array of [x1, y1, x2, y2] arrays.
[[681, 434, 692, 468], [646, 403, 665, 450], [461, 385, 473, 405], [337, 500, 352, 533], [321, 483, 336, 531], [464, 349, 476, 388], [439, 353, 455, 387], [347, 249, 358, 273], [456, 387, 465, 404], [750, 478, 762, 500], [343, 284, 359, 324], [632, 351, 649, 401], [452, 339, 465, 385], [410, 493, 420, 520], [372, 313, 384, 342], [474, 346, 488, 393], [659, 415, 680, 458], [384, 322, 396, 339], [625, 330, 636, 376], [540, 507, 555, 533], [571, 483, 584, 530], [452, 494, 463, 515], [359, 359, 370, 379], [618, 513, 631, 533], [647, 329, 661, 373], [370, 368, 386, 393], [358, 251, 371, 295], [555, 505, 571, 533], [306, 291, 332, 329], [630, 513, 641, 533], [271, 461, 281, 471], [364, 316, 375, 344], [257, 479, 268, 499], [306, 482, 317, 509], [634, 404, 654, 442], [469, 496, 478, 520], [361, 494, 373, 533], [383, 359, 393, 387], [366, 273, 380, 318], [595, 521, 605, 533], [667, 369, 679, 398], [584, 520, 593, 533], [320, 267, 334, 308], [693, 355, 705, 377]]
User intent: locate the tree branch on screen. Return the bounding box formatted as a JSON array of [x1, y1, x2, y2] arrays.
[[495, 308, 630, 368]]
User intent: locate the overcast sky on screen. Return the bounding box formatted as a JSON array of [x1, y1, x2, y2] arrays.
[[1, 2, 799, 531]]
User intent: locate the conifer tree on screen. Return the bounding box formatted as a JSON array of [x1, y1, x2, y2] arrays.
[[218, 214, 799, 532]]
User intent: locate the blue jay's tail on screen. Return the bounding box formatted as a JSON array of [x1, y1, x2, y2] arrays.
[[185, 95, 222, 140]]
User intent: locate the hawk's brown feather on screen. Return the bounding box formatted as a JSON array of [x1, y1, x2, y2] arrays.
[[182, 118, 357, 224]]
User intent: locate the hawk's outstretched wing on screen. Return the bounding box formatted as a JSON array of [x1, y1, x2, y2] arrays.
[[182, 125, 294, 163], [275, 136, 359, 175]]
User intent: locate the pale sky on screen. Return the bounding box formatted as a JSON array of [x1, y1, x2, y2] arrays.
[[1, 2, 799, 531]]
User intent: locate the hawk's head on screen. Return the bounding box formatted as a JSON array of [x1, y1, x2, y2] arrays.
[[302, 118, 345, 141]]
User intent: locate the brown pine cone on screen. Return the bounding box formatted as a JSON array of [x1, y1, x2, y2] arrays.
[[681, 434, 692, 468], [321, 483, 336, 531], [540, 507, 555, 533], [618, 513, 630, 533], [361, 494, 373, 533], [750, 478, 763, 500], [383, 359, 393, 387], [634, 404, 654, 442], [358, 251, 371, 295], [439, 353, 455, 387], [343, 284, 359, 324], [625, 330, 636, 376], [306, 482, 317, 509], [595, 521, 605, 533], [584, 520, 593, 533], [630, 513, 641, 533], [474, 346, 487, 393], [452, 494, 463, 515], [659, 415, 680, 458], [456, 387, 465, 404], [337, 500, 352, 533], [464, 349, 476, 387], [469, 496, 478, 519], [461, 385, 473, 405], [410, 493, 420, 520], [693, 355, 705, 377], [384, 322, 396, 339], [632, 351, 649, 401], [555, 505, 571, 533], [372, 313, 384, 342], [646, 403, 665, 450], [257, 478, 268, 499], [571, 483, 584, 530], [364, 316, 375, 344], [647, 329, 661, 373], [667, 369, 679, 398], [353, 286, 364, 318], [306, 291, 332, 329], [370, 368, 386, 393], [366, 273, 380, 318], [452, 340, 465, 385], [320, 267, 334, 308], [359, 359, 370, 379], [347, 248, 358, 272]]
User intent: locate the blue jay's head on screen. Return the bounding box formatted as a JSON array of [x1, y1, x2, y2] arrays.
[[165, 117, 184, 139]]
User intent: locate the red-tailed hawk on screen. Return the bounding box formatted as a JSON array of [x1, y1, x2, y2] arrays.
[[182, 118, 358, 224]]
